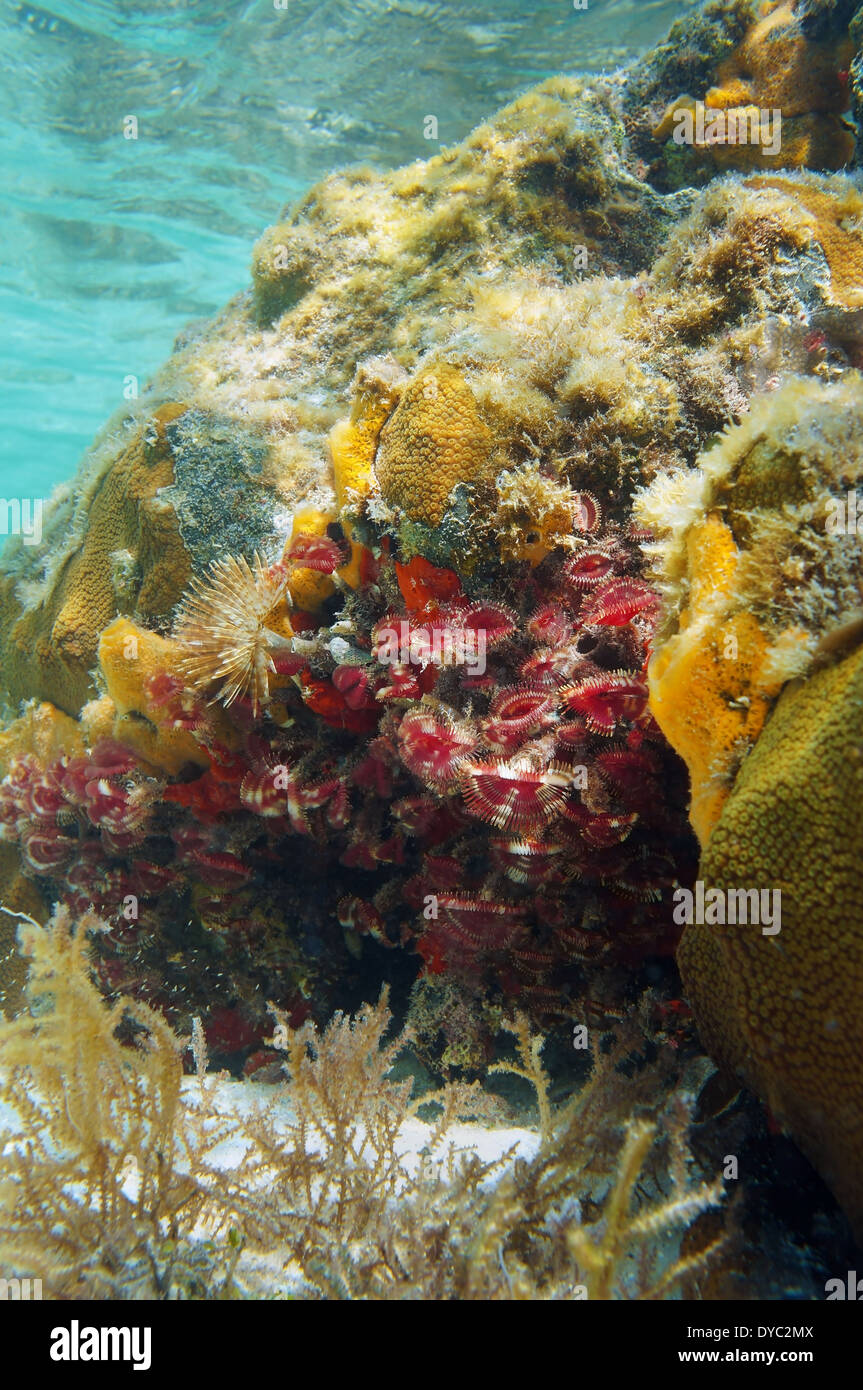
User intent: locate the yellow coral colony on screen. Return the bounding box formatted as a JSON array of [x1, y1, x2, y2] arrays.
[[373, 363, 498, 527], [743, 175, 863, 310], [0, 405, 190, 717], [678, 645, 863, 1240]]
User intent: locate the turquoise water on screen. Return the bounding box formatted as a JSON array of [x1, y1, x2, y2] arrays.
[[0, 0, 696, 497]]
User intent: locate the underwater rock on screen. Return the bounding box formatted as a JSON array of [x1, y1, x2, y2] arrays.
[[642, 0, 857, 184], [6, 123, 863, 718], [0, 74, 693, 722]]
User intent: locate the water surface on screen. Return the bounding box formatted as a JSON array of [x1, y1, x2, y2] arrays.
[[0, 0, 698, 495]]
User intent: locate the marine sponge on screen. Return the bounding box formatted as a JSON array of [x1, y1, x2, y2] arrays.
[[284, 507, 338, 613], [653, 98, 854, 174], [98, 618, 210, 777], [678, 641, 863, 1240], [330, 357, 406, 515], [642, 513, 787, 846], [328, 357, 408, 587], [637, 373, 863, 845], [373, 364, 498, 528]]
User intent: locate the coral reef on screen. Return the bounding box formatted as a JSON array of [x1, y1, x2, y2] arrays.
[[0, 405, 190, 715], [0, 511, 696, 1061], [0, 71, 690, 721], [7, 84, 863, 713], [704, 1, 853, 121], [3, 0, 863, 1251], [744, 173, 863, 310], [373, 363, 498, 528], [639, 369, 863, 1231]]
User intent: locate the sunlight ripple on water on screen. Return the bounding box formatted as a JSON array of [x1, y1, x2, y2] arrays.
[[0, 0, 697, 491]]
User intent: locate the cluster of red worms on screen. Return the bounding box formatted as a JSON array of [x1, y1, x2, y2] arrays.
[[0, 496, 695, 1061], [320, 509, 695, 1015]]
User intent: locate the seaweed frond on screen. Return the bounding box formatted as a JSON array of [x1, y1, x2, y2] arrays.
[[0, 908, 728, 1300], [0, 906, 243, 1298]]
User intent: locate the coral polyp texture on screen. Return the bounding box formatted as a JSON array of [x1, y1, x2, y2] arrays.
[[4, 0, 863, 1245], [678, 645, 863, 1240], [373, 363, 498, 527]]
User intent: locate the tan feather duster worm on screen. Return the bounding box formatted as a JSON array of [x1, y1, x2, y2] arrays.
[[173, 552, 293, 716]]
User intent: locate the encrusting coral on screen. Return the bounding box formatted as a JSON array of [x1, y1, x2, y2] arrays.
[[373, 363, 499, 529], [743, 172, 863, 311], [0, 405, 191, 716]]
